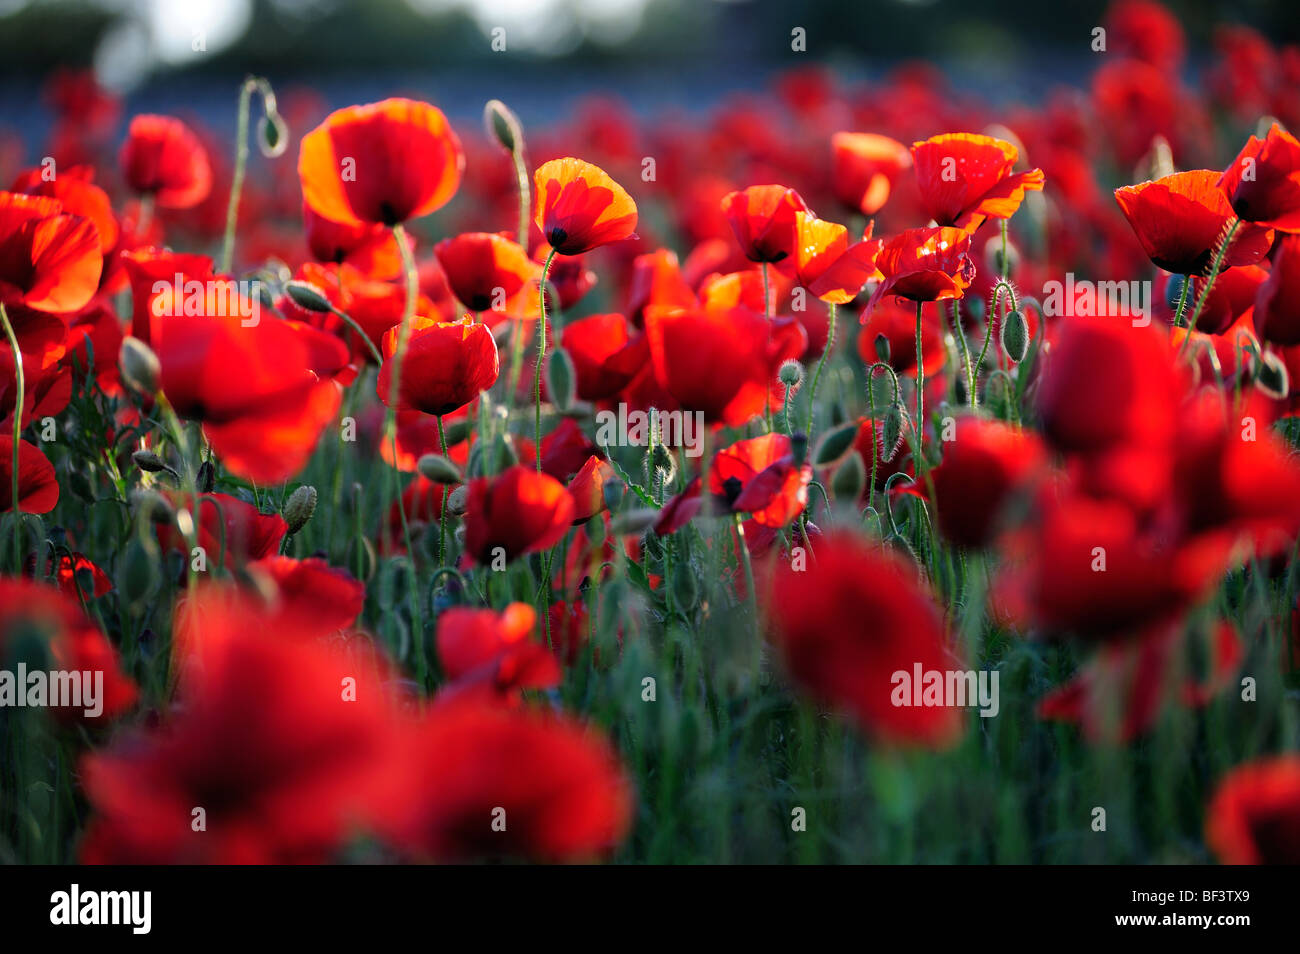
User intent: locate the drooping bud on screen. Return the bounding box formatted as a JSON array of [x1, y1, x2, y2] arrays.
[[417, 453, 463, 485], [119, 336, 160, 396], [874, 332, 891, 363], [1000, 309, 1029, 363], [446, 485, 469, 516], [484, 99, 523, 155], [1258, 349, 1291, 399], [132, 449, 170, 474], [813, 420, 858, 467], [285, 280, 333, 313], [259, 111, 289, 159], [282, 485, 318, 534]]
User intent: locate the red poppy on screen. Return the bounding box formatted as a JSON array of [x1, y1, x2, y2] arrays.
[[31, 550, 113, 601], [567, 455, 617, 524], [434, 231, 538, 313], [302, 203, 404, 279], [766, 531, 965, 747], [533, 157, 638, 255], [625, 249, 696, 327], [299, 98, 464, 227], [645, 303, 806, 427], [1154, 264, 1266, 336], [1114, 170, 1274, 275], [925, 417, 1047, 548], [1104, 0, 1186, 72], [0, 435, 59, 513], [121, 247, 215, 345], [831, 132, 912, 216], [118, 114, 212, 209], [711, 433, 811, 528], [1255, 235, 1300, 345], [435, 603, 561, 700], [1205, 756, 1300, 863], [379, 701, 632, 862], [721, 185, 808, 264], [786, 212, 882, 304], [11, 164, 118, 253], [247, 556, 366, 634], [463, 465, 575, 565], [80, 612, 403, 863], [157, 492, 288, 569], [0, 578, 137, 725], [0, 191, 102, 313], [560, 312, 641, 401], [1219, 123, 1300, 233], [864, 227, 975, 313], [910, 133, 1044, 232], [376, 316, 499, 416]]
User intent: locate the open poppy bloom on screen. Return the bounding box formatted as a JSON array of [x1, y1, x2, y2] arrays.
[[1205, 756, 1300, 864], [711, 433, 811, 528], [156, 492, 288, 569], [118, 114, 212, 209], [0, 191, 102, 313], [560, 312, 641, 401], [376, 316, 498, 416], [1218, 122, 1300, 233], [831, 132, 912, 216], [1114, 170, 1274, 275], [302, 202, 404, 280], [0, 435, 59, 513], [1254, 234, 1300, 345], [533, 157, 638, 256], [299, 98, 464, 227], [435, 603, 561, 701], [721, 185, 809, 264], [766, 531, 965, 747], [463, 465, 575, 565], [785, 212, 883, 304], [11, 164, 118, 253], [121, 247, 216, 344], [864, 226, 975, 313], [434, 231, 538, 312], [379, 700, 632, 862], [910, 133, 1045, 232]]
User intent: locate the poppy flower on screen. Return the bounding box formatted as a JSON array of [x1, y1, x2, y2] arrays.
[[1205, 756, 1300, 864], [533, 157, 638, 255], [766, 531, 965, 747], [1154, 264, 1266, 336], [831, 132, 912, 216], [157, 492, 287, 569], [31, 550, 113, 601], [0, 578, 137, 725], [1218, 123, 1300, 233], [247, 556, 366, 634], [11, 164, 118, 253], [435, 603, 561, 700], [560, 312, 641, 401], [0, 191, 102, 313], [721, 185, 808, 264], [0, 435, 59, 513], [711, 433, 811, 528], [864, 227, 975, 314], [80, 615, 403, 863], [1114, 170, 1274, 275], [1104, 0, 1186, 72], [299, 98, 464, 227], [1255, 235, 1300, 345], [924, 417, 1047, 549], [910, 133, 1044, 232], [568, 455, 617, 524], [645, 303, 806, 427], [434, 232, 538, 312], [463, 465, 575, 565], [121, 247, 216, 345], [302, 203, 404, 279], [625, 249, 696, 327], [118, 115, 212, 209], [376, 316, 499, 416], [786, 212, 883, 304]]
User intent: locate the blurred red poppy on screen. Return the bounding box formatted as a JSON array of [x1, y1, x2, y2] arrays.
[[911, 133, 1044, 232], [299, 98, 464, 227], [463, 465, 575, 565], [376, 316, 498, 416], [711, 433, 811, 528], [0, 191, 102, 313], [118, 114, 212, 209], [568, 455, 617, 524], [157, 492, 287, 569], [831, 132, 912, 216], [436, 603, 560, 700], [0, 435, 59, 513], [721, 184, 808, 264], [248, 556, 366, 634], [11, 164, 118, 253], [434, 231, 538, 313], [533, 157, 638, 255], [302, 203, 404, 279], [1255, 234, 1300, 344], [560, 312, 641, 401], [1219, 122, 1300, 232], [1205, 756, 1300, 863]]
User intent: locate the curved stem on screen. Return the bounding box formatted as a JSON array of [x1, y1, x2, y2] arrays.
[[1, 304, 24, 573], [533, 247, 558, 471], [1181, 220, 1241, 356], [950, 298, 974, 406], [219, 77, 278, 275], [805, 301, 836, 437]]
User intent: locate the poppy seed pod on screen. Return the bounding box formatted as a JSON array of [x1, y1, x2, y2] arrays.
[[417, 453, 463, 485], [119, 336, 160, 396], [282, 485, 318, 534], [285, 279, 334, 313]]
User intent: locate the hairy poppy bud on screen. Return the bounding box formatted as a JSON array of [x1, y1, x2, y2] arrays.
[[778, 359, 805, 391], [446, 484, 469, 516], [881, 404, 906, 461], [484, 99, 523, 155], [831, 450, 866, 502], [285, 279, 334, 313], [119, 336, 160, 396], [1000, 309, 1029, 363], [131, 449, 170, 474], [814, 420, 858, 467], [282, 485, 318, 534], [874, 332, 891, 363], [259, 111, 289, 159], [418, 453, 463, 485]]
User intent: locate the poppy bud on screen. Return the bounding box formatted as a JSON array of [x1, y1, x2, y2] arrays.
[[831, 450, 866, 502], [650, 442, 675, 482], [1258, 349, 1291, 399], [484, 99, 523, 155], [259, 111, 289, 159], [285, 280, 334, 313], [282, 485, 318, 534], [197, 459, 216, 493], [778, 359, 805, 392], [447, 484, 469, 516], [874, 332, 891, 363], [417, 453, 463, 485], [1000, 309, 1029, 363], [546, 347, 577, 412], [814, 420, 858, 467], [441, 416, 471, 447], [119, 336, 160, 396], [881, 405, 906, 461], [131, 449, 170, 474], [610, 508, 659, 536]]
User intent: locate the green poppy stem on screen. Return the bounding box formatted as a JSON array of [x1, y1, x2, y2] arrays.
[[1, 303, 24, 573], [534, 247, 558, 472]]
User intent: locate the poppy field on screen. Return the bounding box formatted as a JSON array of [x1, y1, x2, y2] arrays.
[[3, 0, 1300, 868]]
